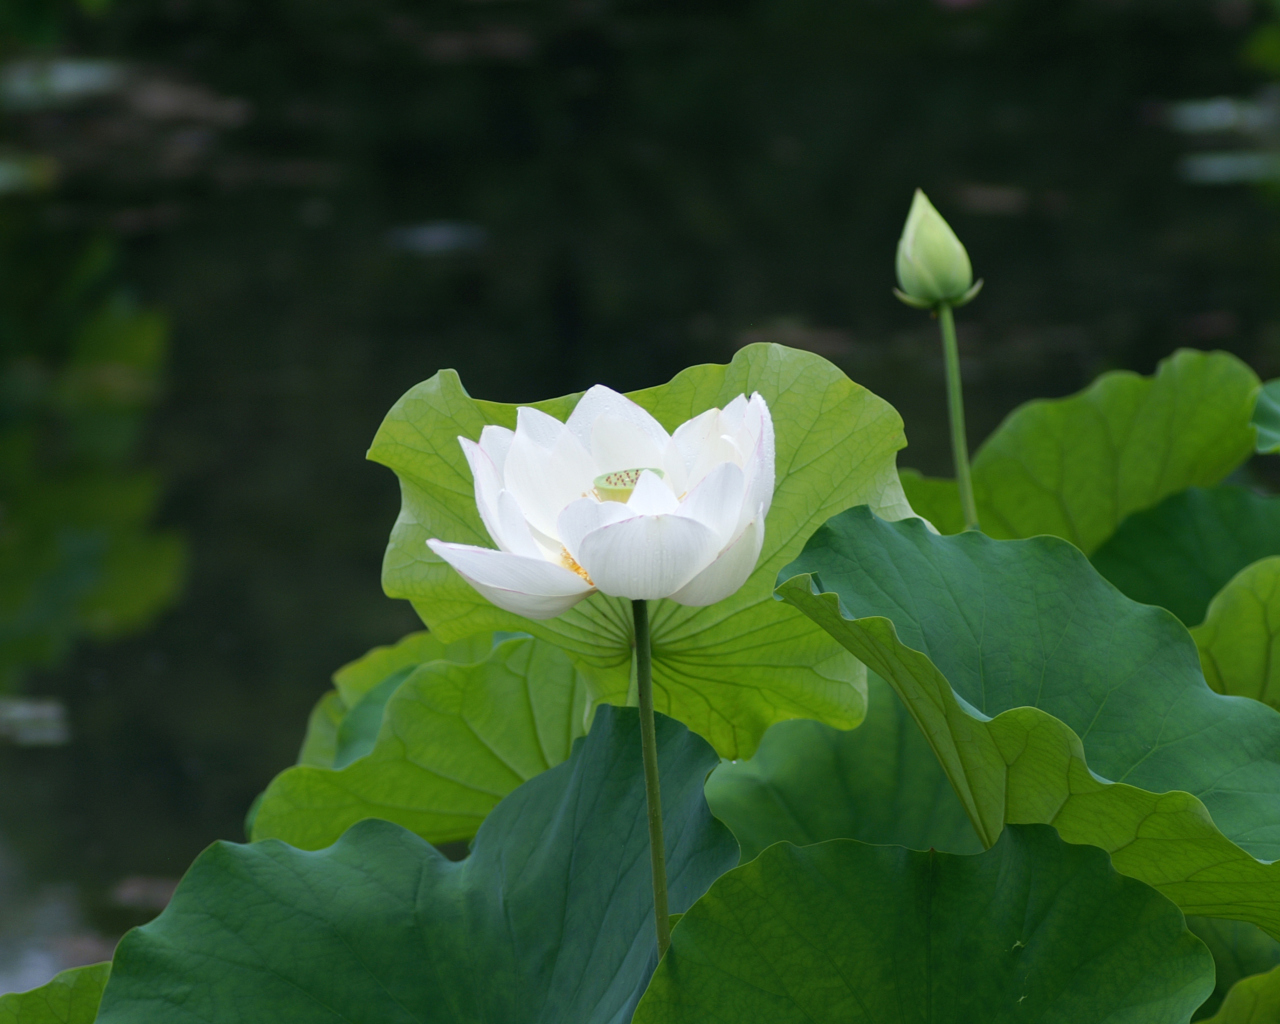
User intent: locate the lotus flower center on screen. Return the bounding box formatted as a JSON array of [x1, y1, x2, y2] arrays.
[[593, 467, 663, 503]]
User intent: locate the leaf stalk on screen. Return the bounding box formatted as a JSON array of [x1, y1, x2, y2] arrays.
[[938, 302, 980, 532], [633, 598, 672, 959]]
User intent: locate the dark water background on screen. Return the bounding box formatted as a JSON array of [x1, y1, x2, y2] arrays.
[[3, 0, 1280, 988]]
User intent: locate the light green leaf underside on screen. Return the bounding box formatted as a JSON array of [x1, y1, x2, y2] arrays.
[[296, 690, 345, 769], [1091, 486, 1280, 627], [1188, 918, 1280, 1021], [778, 508, 1280, 939], [252, 635, 590, 848], [296, 631, 497, 769], [1203, 966, 1280, 1023], [899, 348, 1259, 553], [634, 825, 1213, 1024], [370, 342, 916, 757], [1192, 557, 1280, 713], [0, 963, 110, 1024], [705, 671, 980, 862], [98, 707, 739, 1024], [1251, 379, 1280, 454], [897, 468, 967, 535]]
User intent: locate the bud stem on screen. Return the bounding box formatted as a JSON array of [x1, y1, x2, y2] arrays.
[[633, 598, 672, 959], [938, 303, 980, 532]]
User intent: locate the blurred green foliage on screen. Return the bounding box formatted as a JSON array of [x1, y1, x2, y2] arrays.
[[1, 0, 110, 50], [0, 210, 182, 691]]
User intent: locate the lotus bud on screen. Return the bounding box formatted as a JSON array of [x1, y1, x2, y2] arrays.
[[894, 189, 982, 308]]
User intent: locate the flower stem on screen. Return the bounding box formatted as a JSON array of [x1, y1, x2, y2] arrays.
[[938, 302, 980, 532], [632, 598, 671, 959]]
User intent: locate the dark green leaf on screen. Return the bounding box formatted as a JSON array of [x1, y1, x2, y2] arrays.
[[99, 705, 738, 1024], [705, 671, 980, 861], [1090, 486, 1280, 626], [778, 507, 1280, 937], [634, 824, 1213, 1024]]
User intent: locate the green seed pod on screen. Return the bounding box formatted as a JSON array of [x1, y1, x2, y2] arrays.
[[894, 189, 979, 308]]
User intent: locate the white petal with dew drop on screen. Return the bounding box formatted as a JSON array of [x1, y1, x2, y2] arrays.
[[627, 470, 680, 516], [667, 512, 765, 607], [460, 437, 505, 548], [577, 514, 720, 600], [675, 460, 745, 546], [426, 540, 594, 619], [566, 385, 670, 454], [504, 423, 597, 540], [590, 415, 667, 477], [557, 497, 633, 564], [478, 424, 514, 476]]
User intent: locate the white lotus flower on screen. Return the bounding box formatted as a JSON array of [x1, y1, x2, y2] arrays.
[[427, 386, 775, 619]]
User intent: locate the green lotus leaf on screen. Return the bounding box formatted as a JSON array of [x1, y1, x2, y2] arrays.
[[1191, 557, 1280, 712], [1090, 486, 1280, 626], [778, 507, 1280, 938], [705, 671, 980, 862], [371, 342, 917, 757], [899, 348, 1259, 553], [1188, 918, 1280, 1020], [97, 705, 737, 1024], [634, 824, 1213, 1024], [1251, 378, 1280, 454], [1203, 966, 1280, 1023], [897, 467, 967, 534], [252, 634, 590, 848], [0, 964, 109, 1024], [296, 631, 497, 769]]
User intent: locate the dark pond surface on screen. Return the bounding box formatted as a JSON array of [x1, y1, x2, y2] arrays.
[[3, 0, 1280, 989]]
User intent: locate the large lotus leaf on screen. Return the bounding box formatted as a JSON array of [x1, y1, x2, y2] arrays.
[[899, 348, 1259, 553], [0, 964, 109, 1024], [778, 507, 1280, 937], [705, 671, 980, 862], [1252, 378, 1280, 454], [1090, 487, 1280, 626], [370, 342, 918, 757], [1188, 918, 1280, 1020], [634, 824, 1213, 1024], [97, 705, 738, 1024], [1203, 967, 1280, 1023], [252, 634, 590, 848], [1191, 557, 1280, 712]]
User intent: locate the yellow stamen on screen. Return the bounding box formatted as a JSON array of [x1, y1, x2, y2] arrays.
[[560, 547, 594, 585]]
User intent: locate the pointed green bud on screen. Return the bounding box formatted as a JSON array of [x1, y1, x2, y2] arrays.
[[895, 189, 974, 306]]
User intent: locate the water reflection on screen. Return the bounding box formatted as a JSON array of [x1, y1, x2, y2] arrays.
[[0, 842, 111, 995]]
